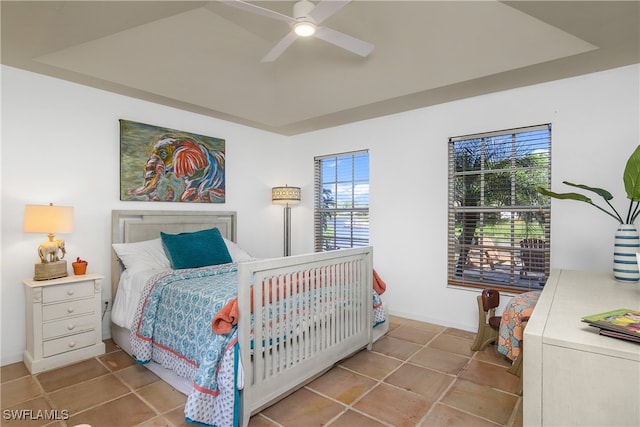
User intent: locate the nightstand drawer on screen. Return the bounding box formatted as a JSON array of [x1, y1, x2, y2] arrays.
[[43, 281, 93, 303], [42, 298, 94, 321], [43, 314, 95, 339], [43, 330, 96, 357]]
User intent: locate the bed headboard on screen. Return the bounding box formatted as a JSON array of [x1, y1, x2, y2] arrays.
[[111, 210, 237, 299]]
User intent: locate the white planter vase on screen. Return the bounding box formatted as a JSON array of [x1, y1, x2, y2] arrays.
[[613, 224, 640, 282]]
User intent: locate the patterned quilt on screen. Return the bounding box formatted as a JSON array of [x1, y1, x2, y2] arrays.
[[130, 263, 386, 427]]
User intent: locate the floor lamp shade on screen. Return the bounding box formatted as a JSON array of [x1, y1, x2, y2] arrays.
[[272, 186, 301, 205], [272, 186, 300, 256]]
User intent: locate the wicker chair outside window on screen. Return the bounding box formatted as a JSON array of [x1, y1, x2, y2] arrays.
[[520, 238, 546, 281]]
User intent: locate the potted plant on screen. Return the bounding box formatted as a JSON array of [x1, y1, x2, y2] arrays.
[[536, 145, 640, 281], [72, 257, 88, 275]]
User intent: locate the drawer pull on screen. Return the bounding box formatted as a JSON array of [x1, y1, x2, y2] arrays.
[[67, 289, 75, 296], [68, 341, 76, 348], [67, 324, 75, 330], [67, 307, 74, 314]]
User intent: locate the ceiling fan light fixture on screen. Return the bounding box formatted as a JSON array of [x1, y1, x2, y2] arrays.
[[294, 21, 316, 37]]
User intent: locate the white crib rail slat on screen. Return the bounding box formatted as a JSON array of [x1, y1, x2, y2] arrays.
[[237, 247, 373, 427]]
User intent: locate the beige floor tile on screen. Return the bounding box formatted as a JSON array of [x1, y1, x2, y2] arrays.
[[353, 383, 432, 427], [137, 380, 187, 413], [98, 349, 137, 372], [261, 387, 345, 427], [473, 345, 513, 368], [509, 398, 524, 427], [387, 325, 439, 345], [136, 416, 174, 426], [458, 359, 520, 394], [409, 346, 470, 375], [339, 349, 402, 380], [1, 376, 42, 408], [1, 362, 30, 383], [427, 333, 475, 357], [372, 335, 422, 360], [307, 366, 377, 404], [0, 317, 524, 427], [440, 379, 518, 425], [36, 359, 108, 392], [115, 364, 161, 390], [162, 406, 193, 427], [420, 403, 501, 427], [1, 397, 54, 427], [329, 409, 387, 426], [66, 393, 156, 427], [444, 327, 477, 341], [248, 413, 280, 426], [384, 363, 454, 401], [48, 374, 129, 414], [388, 316, 447, 333], [103, 338, 120, 354]]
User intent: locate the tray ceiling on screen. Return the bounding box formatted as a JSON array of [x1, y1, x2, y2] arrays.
[[2, 1, 638, 135]]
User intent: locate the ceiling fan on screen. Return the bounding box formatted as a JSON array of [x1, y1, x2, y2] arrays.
[[221, 0, 374, 62]]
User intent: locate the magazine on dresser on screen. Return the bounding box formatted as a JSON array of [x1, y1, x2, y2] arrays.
[[581, 308, 640, 343]]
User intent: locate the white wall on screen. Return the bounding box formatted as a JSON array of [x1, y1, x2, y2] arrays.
[[2, 63, 638, 365], [291, 64, 640, 331], [1, 66, 292, 364]]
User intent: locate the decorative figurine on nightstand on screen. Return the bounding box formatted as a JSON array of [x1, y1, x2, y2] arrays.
[[23, 203, 74, 280]]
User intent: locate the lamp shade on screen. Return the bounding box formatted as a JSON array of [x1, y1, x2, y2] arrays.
[[24, 204, 74, 234], [272, 186, 301, 205]]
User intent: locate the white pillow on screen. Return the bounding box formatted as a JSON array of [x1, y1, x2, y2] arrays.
[[112, 238, 171, 272], [223, 237, 253, 263]]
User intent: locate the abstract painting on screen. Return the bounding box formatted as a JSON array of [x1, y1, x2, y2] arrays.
[[120, 119, 225, 203]]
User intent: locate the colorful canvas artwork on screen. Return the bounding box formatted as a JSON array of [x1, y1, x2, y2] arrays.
[[120, 120, 225, 203]]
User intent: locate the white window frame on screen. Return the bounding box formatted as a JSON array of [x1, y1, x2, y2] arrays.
[[314, 150, 369, 252], [448, 124, 551, 292]]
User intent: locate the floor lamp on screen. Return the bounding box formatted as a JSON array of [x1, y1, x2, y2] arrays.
[[272, 186, 301, 256]]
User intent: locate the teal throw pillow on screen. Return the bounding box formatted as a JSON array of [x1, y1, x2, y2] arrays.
[[160, 227, 232, 269]]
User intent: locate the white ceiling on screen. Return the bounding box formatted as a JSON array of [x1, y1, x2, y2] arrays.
[[2, 1, 638, 135]]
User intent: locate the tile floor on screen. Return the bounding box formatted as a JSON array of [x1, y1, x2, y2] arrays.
[[1, 316, 523, 427]]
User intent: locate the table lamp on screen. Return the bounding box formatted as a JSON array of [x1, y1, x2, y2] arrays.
[[24, 203, 74, 280], [272, 186, 301, 256]]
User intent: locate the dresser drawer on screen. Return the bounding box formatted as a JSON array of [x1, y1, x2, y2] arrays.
[[42, 314, 95, 339], [43, 281, 93, 303], [43, 330, 96, 358], [42, 298, 94, 321]]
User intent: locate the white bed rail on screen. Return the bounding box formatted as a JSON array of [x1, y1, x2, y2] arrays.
[[237, 247, 373, 425]]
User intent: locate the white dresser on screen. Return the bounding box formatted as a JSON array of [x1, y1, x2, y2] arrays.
[[23, 273, 106, 373], [524, 269, 640, 426]]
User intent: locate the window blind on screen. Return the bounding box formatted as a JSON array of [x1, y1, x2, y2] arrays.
[[447, 124, 551, 292], [314, 150, 369, 252]]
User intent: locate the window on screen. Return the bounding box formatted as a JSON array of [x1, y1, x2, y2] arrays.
[[314, 150, 369, 251], [448, 124, 551, 292]]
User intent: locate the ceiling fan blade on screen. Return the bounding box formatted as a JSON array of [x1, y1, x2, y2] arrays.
[[315, 27, 374, 57], [220, 0, 294, 24], [261, 31, 298, 62], [308, 0, 350, 25]]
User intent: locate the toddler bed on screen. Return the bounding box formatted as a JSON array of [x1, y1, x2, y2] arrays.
[[110, 210, 387, 427]]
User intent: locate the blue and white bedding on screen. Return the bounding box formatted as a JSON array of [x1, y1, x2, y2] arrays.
[[130, 263, 386, 427]]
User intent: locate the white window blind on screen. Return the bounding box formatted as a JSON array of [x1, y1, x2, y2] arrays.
[[448, 124, 551, 292], [314, 150, 369, 251]]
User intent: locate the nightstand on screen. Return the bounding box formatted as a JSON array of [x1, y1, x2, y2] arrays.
[[23, 273, 106, 374]]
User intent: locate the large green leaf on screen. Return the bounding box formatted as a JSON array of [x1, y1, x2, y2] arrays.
[[624, 145, 640, 201], [536, 187, 592, 203], [562, 181, 613, 201]]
